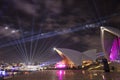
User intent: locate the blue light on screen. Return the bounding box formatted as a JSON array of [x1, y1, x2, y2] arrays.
[[0, 71, 6, 76]]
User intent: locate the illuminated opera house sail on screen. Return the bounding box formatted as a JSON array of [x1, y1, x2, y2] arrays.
[[101, 26, 120, 62], [54, 48, 97, 68]]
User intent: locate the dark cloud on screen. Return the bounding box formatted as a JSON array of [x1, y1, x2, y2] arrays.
[[13, 0, 39, 16]]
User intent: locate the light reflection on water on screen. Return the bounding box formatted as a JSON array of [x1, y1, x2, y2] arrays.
[[7, 70, 120, 80], [57, 70, 65, 80]]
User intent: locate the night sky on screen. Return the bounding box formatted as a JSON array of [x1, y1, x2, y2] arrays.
[[0, 0, 120, 63]]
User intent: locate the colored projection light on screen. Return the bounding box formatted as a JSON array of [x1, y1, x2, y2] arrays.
[[55, 62, 66, 68], [110, 37, 120, 61], [0, 71, 6, 76]]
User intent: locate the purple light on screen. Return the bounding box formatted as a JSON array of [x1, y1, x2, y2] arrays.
[[110, 37, 120, 61], [55, 64, 66, 68], [56, 70, 65, 80], [0, 71, 6, 76], [55, 62, 66, 68]]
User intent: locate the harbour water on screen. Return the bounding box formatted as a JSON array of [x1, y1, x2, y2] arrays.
[[6, 70, 120, 80]]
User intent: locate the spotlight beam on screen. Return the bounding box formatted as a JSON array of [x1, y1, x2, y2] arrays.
[[0, 12, 120, 48], [0, 22, 102, 48]]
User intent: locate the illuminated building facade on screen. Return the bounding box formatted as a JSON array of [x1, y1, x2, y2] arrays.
[[101, 26, 120, 62], [54, 48, 97, 68]]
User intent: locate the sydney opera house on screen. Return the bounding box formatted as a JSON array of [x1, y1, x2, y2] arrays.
[[101, 26, 120, 62], [54, 48, 104, 68]]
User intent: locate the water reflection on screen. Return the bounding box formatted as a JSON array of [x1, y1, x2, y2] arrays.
[[57, 70, 65, 80], [5, 70, 120, 80], [101, 72, 120, 80]]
